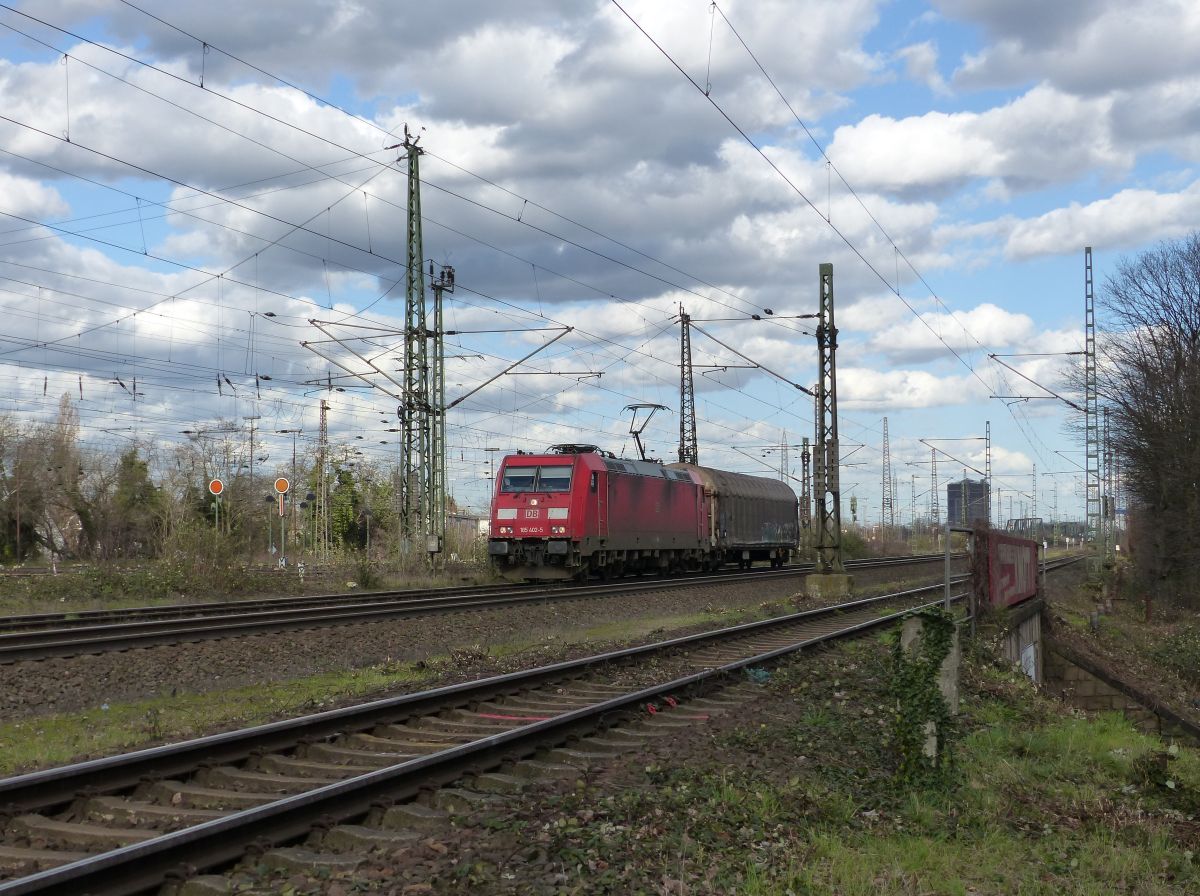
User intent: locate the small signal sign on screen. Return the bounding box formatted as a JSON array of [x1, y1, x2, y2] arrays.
[[274, 477, 290, 494], [208, 479, 224, 496]]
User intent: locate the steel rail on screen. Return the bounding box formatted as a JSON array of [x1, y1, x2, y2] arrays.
[[0, 582, 533, 632], [0, 553, 953, 633], [0, 555, 957, 664], [0, 557, 1082, 895], [0, 581, 970, 896], [0, 576, 967, 816]]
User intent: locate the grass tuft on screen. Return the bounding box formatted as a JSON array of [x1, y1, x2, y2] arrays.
[[0, 659, 431, 775]]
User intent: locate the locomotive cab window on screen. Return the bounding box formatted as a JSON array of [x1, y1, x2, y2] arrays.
[[500, 467, 536, 493], [537, 465, 573, 492], [499, 465, 573, 493]]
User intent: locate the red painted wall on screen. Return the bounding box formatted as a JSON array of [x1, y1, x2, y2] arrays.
[[985, 531, 1039, 607]]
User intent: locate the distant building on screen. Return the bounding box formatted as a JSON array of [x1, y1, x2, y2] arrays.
[[946, 478, 990, 526]]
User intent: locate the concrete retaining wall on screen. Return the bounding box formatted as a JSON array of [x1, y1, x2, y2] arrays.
[[1044, 642, 1200, 746], [999, 600, 1043, 683]]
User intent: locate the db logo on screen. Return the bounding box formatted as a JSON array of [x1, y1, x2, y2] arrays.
[[524, 509, 539, 519]]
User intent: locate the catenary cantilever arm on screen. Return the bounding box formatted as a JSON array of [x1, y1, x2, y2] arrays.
[[446, 327, 573, 409]]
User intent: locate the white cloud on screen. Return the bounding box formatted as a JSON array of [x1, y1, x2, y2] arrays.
[[939, 0, 1200, 95], [1109, 78, 1200, 158], [0, 171, 69, 220], [839, 366, 985, 410], [827, 84, 1127, 196], [1004, 180, 1200, 260], [896, 41, 949, 95], [841, 294, 928, 333], [989, 444, 1034, 476], [864, 303, 1035, 363], [416, 25, 577, 124], [0, 0, 1170, 522]]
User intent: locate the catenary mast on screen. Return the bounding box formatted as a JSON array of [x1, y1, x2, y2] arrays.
[[678, 306, 699, 464]]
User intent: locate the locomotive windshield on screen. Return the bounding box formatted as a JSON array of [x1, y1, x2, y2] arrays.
[[500, 464, 573, 493], [537, 465, 572, 491]]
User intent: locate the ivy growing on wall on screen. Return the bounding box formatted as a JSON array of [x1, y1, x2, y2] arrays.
[[888, 606, 959, 785]]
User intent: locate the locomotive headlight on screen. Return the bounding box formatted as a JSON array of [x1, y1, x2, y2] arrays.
[[551, 525, 566, 534], [498, 526, 513, 535]]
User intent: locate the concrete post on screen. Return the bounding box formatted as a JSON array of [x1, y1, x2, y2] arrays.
[[943, 522, 952, 610], [900, 615, 961, 759]]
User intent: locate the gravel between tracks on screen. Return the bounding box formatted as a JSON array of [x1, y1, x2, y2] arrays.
[[0, 576, 807, 720], [0, 564, 941, 721]]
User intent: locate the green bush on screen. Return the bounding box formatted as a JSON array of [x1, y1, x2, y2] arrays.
[[840, 528, 871, 560], [354, 556, 383, 590]]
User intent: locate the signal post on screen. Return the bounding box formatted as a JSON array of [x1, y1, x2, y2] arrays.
[[274, 477, 290, 567]]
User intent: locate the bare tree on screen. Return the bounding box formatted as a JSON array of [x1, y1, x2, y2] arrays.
[[1097, 232, 1200, 602], [42, 395, 97, 557], [0, 399, 407, 572], [0, 415, 41, 562]]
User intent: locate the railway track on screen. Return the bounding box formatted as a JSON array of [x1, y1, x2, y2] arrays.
[[0, 570, 1001, 896], [0, 558, 1081, 895], [0, 554, 956, 664]]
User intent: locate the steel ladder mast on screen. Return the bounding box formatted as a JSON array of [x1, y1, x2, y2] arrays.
[[985, 420, 992, 526], [1084, 246, 1102, 558], [814, 263, 845, 574], [881, 416, 894, 532], [800, 436, 812, 533], [930, 448, 939, 526], [400, 129, 428, 541], [399, 127, 447, 556], [678, 306, 700, 465], [910, 474, 917, 535], [1111, 444, 1121, 550], [1032, 463, 1038, 521], [317, 398, 330, 560], [429, 264, 454, 554]]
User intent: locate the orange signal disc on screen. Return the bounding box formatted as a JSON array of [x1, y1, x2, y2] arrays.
[[274, 477, 291, 494], [208, 479, 224, 496]]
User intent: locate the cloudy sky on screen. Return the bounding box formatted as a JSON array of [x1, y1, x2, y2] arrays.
[[1, 0, 1195, 522]]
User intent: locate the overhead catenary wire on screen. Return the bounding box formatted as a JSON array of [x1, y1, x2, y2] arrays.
[[0, 0, 864, 458], [0, 62, 810, 401], [1, 189, 834, 451], [0, 3, 809, 339], [108, 0, 803, 329], [0, 7, 916, 465], [609, 0, 985, 386], [0, 1, 1070, 510], [610, 0, 1059, 472]]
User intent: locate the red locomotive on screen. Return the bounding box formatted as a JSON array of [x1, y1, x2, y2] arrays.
[[487, 444, 799, 581]]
